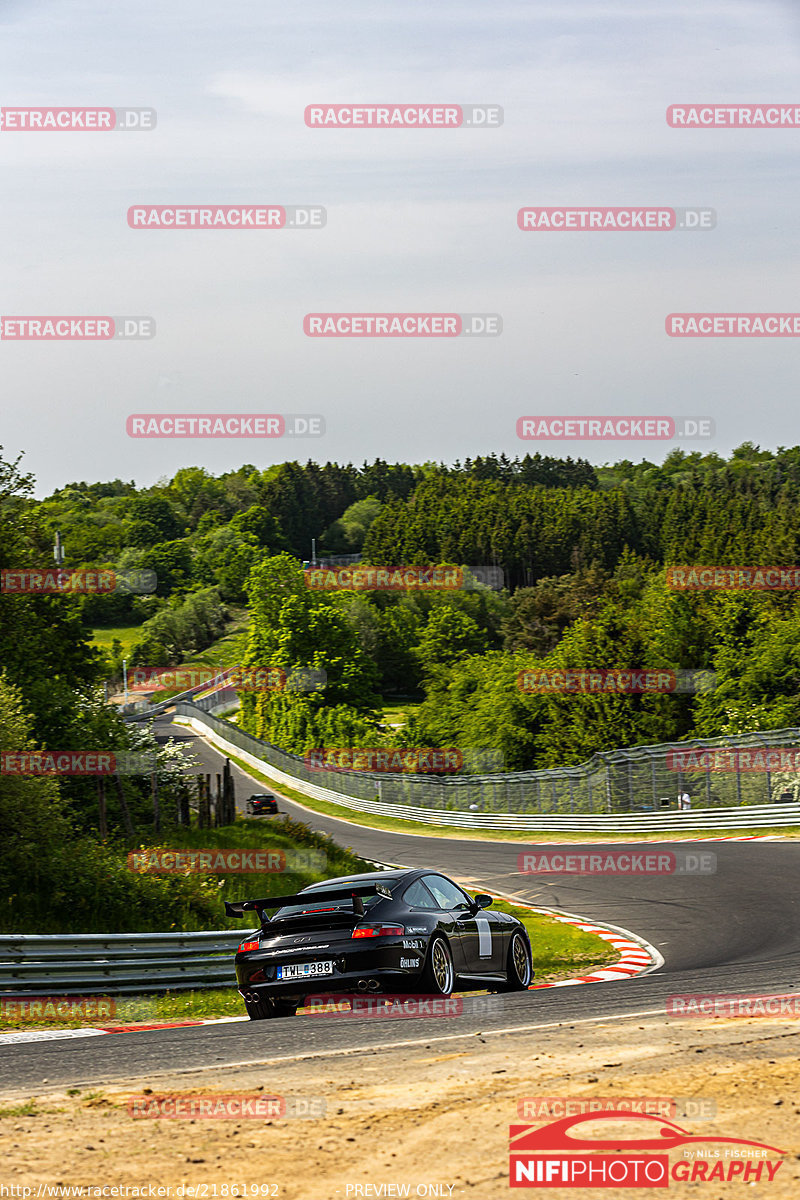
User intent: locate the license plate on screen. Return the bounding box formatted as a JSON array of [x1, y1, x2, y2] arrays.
[[277, 960, 334, 980]]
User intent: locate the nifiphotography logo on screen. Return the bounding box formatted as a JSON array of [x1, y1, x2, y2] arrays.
[[509, 1111, 787, 1187]]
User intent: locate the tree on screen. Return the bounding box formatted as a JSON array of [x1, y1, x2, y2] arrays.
[[125, 495, 184, 541], [323, 496, 382, 553], [239, 555, 381, 749], [0, 674, 71, 897], [415, 608, 488, 673]]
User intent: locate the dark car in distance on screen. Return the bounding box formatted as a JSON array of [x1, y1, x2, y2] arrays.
[[246, 793, 279, 815], [225, 867, 534, 1019]]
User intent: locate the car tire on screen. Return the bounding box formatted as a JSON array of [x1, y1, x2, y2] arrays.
[[500, 930, 532, 991], [244, 996, 298, 1020], [419, 935, 455, 997]]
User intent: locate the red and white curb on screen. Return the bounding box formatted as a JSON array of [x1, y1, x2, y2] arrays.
[[514, 835, 782, 844], [483, 892, 663, 991], [529, 911, 661, 988], [0, 1016, 246, 1045]]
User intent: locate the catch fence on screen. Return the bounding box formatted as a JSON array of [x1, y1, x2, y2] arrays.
[[174, 704, 800, 817]]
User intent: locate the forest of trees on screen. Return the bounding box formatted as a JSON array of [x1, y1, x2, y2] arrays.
[[6, 441, 800, 794]]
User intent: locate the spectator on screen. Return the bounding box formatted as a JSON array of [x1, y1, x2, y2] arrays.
[[678, 789, 691, 811]]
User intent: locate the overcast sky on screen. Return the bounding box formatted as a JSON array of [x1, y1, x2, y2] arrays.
[[1, 0, 799, 496]]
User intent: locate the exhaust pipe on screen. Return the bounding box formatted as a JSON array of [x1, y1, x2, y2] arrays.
[[357, 979, 369, 991], [367, 979, 380, 991]]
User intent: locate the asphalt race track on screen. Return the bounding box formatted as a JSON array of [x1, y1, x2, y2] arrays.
[[2, 713, 798, 1093]]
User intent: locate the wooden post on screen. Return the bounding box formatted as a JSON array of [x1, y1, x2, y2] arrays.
[[97, 776, 108, 839], [198, 775, 211, 829], [112, 772, 135, 839], [223, 758, 235, 824], [205, 773, 212, 827], [151, 771, 160, 836], [196, 776, 204, 830]]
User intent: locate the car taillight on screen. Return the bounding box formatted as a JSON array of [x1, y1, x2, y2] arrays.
[[239, 939, 260, 952], [352, 924, 405, 938]]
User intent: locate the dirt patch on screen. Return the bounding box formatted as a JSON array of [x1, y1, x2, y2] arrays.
[[2, 1015, 799, 1197]]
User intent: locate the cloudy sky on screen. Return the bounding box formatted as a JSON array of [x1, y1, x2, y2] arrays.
[[1, 0, 799, 495]]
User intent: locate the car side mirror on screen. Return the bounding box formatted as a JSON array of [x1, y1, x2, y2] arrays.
[[473, 894, 493, 910]]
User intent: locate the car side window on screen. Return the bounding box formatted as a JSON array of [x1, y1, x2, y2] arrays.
[[402, 879, 439, 909], [422, 874, 471, 911]]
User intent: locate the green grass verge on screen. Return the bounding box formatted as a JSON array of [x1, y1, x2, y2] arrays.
[[91, 612, 249, 701], [380, 699, 422, 727], [127, 813, 377, 927], [0, 989, 244, 1032], [144, 615, 250, 702], [90, 625, 143, 655]]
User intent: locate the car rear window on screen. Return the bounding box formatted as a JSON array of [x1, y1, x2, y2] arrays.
[[272, 893, 384, 919]]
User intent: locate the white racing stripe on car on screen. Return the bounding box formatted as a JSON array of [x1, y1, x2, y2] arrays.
[[460, 887, 664, 988], [475, 915, 493, 958]]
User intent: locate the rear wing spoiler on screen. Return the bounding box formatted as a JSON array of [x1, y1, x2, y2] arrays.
[[224, 881, 392, 920]]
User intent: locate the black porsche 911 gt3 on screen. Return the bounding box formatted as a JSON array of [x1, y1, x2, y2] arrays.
[[225, 867, 534, 1019]]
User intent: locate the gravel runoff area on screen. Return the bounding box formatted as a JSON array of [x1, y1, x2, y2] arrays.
[[1, 1012, 798, 1198]]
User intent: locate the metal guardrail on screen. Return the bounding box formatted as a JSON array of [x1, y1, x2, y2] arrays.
[[0, 931, 242, 996], [176, 710, 800, 831]]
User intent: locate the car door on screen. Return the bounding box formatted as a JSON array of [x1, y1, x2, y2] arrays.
[[422, 874, 499, 975], [401, 877, 470, 973]]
